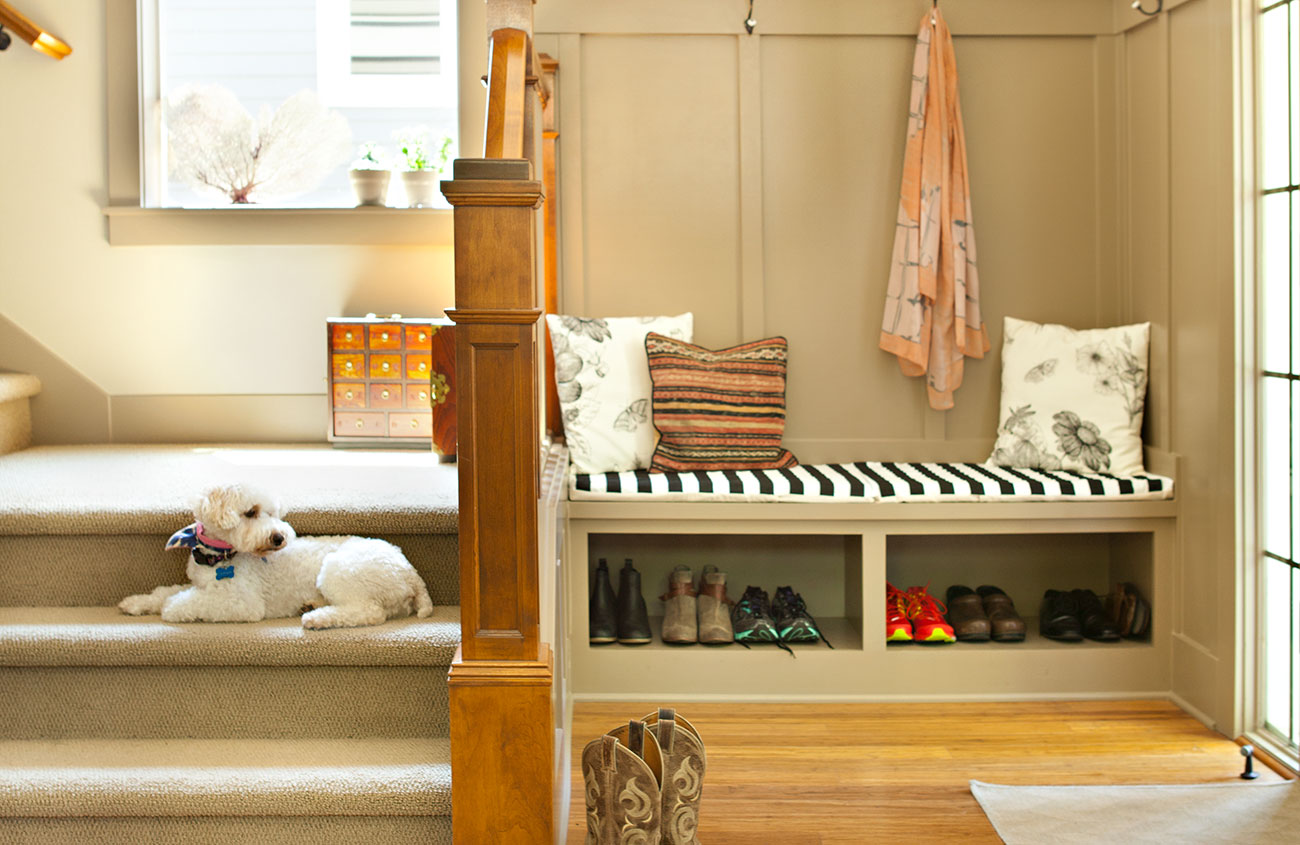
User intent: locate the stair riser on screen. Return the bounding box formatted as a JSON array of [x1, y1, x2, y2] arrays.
[[0, 533, 458, 606], [0, 816, 451, 844], [0, 666, 449, 739]]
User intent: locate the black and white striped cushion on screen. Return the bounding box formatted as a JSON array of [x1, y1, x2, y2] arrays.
[[570, 462, 1173, 503]]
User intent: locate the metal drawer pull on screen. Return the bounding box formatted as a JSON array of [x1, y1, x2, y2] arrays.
[[418, 362, 427, 371], [381, 389, 390, 399], [410, 419, 419, 429], [381, 362, 390, 371], [419, 332, 427, 341], [345, 362, 353, 370], [355, 419, 364, 429], [419, 391, 428, 401], [345, 331, 353, 341], [381, 332, 389, 341], [345, 391, 354, 400]]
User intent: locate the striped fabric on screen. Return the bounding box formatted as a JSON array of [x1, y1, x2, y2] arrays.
[[570, 462, 1174, 503], [645, 333, 798, 472]]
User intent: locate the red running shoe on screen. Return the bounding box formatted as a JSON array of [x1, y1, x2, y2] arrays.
[[905, 585, 956, 643], [886, 582, 913, 642]]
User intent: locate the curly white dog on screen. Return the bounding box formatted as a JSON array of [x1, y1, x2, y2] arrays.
[[119, 483, 434, 629]]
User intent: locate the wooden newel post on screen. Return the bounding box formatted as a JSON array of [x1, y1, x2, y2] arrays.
[[442, 157, 554, 843]]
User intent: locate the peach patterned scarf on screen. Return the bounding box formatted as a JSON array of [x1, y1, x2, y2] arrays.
[[879, 7, 989, 410]]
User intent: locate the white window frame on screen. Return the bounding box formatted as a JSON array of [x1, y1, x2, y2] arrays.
[[315, 0, 458, 109]]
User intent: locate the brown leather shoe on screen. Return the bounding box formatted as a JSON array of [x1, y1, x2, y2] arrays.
[[945, 585, 990, 641], [976, 585, 1026, 642]]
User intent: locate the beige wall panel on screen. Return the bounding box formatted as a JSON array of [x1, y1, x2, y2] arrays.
[[946, 37, 1105, 439], [108, 395, 328, 443], [760, 35, 926, 445], [578, 36, 741, 348], [1167, 0, 1234, 711], [1123, 18, 1171, 450], [0, 315, 110, 445]]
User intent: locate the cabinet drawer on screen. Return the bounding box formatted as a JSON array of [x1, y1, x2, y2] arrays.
[[405, 325, 438, 350], [369, 354, 401, 379], [389, 411, 433, 438], [368, 324, 402, 350], [333, 382, 366, 408], [406, 383, 433, 408], [406, 353, 432, 380], [331, 354, 364, 379], [331, 324, 365, 350], [333, 411, 386, 437], [369, 383, 403, 408]]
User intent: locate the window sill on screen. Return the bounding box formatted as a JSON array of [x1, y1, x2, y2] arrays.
[[102, 206, 454, 247]]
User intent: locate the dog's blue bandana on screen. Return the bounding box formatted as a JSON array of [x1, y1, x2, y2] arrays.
[[166, 522, 236, 567]]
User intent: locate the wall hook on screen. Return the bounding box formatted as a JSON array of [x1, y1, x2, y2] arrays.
[[1131, 0, 1163, 16], [743, 0, 756, 34]]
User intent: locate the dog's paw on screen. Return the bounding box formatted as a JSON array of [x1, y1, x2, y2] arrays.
[[118, 594, 156, 616]]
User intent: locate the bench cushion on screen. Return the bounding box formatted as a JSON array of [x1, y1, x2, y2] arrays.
[[570, 461, 1174, 503]]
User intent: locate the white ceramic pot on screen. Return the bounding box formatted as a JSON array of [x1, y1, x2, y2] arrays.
[[349, 169, 391, 207], [401, 170, 440, 208]]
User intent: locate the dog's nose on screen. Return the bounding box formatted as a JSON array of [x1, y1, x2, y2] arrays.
[[271, 533, 285, 547]]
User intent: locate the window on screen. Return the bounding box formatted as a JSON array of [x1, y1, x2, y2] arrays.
[[1257, 0, 1299, 756], [139, 0, 457, 209]]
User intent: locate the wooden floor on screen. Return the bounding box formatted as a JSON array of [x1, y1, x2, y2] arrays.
[[565, 700, 1290, 844]]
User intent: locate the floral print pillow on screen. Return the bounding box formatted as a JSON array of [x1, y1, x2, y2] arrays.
[[988, 317, 1150, 476], [546, 312, 693, 474]]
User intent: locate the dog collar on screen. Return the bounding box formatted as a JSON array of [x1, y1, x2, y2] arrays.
[[166, 521, 236, 567]]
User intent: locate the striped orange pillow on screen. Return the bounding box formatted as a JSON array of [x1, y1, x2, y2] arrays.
[[645, 333, 799, 472]]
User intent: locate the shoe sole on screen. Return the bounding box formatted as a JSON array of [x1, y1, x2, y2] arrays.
[[618, 637, 652, 645], [955, 633, 991, 642], [991, 633, 1026, 643], [886, 629, 913, 642], [590, 636, 617, 644], [915, 629, 956, 643], [1042, 632, 1084, 642]]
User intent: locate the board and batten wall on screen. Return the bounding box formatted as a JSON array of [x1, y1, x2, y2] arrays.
[[536, 0, 1241, 733]]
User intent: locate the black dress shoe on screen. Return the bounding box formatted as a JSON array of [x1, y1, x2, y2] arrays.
[[616, 559, 652, 645], [1040, 589, 1083, 641], [1071, 589, 1121, 641], [589, 558, 617, 644]]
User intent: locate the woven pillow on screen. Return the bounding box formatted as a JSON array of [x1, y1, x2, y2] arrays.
[[546, 312, 693, 474], [988, 316, 1150, 476], [645, 333, 798, 472]]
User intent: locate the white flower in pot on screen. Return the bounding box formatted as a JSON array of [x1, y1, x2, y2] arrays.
[[349, 142, 391, 207], [393, 126, 453, 208]]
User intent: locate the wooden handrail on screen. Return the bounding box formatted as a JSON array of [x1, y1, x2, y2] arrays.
[[484, 28, 528, 160]]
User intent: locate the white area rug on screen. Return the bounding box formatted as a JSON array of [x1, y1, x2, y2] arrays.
[[971, 779, 1299, 844]]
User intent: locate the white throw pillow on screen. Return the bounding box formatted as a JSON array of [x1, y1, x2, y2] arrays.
[[988, 317, 1150, 476], [547, 312, 693, 473]]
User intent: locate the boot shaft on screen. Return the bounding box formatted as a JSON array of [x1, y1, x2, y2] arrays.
[[640, 708, 706, 845], [617, 558, 652, 644], [582, 721, 663, 845], [590, 558, 617, 644]]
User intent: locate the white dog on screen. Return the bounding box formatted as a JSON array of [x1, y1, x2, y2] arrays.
[[119, 483, 434, 629]]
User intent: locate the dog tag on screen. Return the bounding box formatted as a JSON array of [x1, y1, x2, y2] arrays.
[[216, 566, 235, 580]]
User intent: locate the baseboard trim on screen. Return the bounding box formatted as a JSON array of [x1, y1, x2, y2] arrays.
[[1169, 690, 1218, 732], [572, 690, 1174, 704]]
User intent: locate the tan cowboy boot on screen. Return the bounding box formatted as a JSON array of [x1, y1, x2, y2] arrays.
[[640, 708, 706, 845], [695, 566, 733, 645], [582, 720, 664, 845], [660, 565, 698, 644]]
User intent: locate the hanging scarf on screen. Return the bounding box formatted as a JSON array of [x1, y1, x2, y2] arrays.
[[879, 7, 989, 410]]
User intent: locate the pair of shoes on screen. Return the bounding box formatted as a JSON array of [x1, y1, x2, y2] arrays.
[[945, 585, 1027, 642], [589, 558, 653, 645], [732, 585, 833, 655], [661, 564, 735, 645], [1040, 589, 1121, 641], [886, 583, 956, 643], [581, 707, 706, 845], [1108, 582, 1151, 639]]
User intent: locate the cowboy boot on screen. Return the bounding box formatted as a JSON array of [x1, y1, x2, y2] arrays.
[[640, 708, 706, 845], [582, 720, 663, 845]]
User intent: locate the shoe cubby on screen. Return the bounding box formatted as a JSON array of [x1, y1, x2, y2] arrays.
[[564, 503, 1174, 700]]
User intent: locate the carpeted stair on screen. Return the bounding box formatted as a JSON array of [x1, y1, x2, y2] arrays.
[[0, 445, 459, 843], [0, 373, 40, 456]]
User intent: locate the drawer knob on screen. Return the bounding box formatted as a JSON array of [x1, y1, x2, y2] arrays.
[[381, 332, 390, 341], [410, 419, 419, 429], [381, 362, 390, 371], [381, 389, 390, 399], [418, 362, 427, 371], [345, 362, 353, 370], [345, 391, 354, 400], [355, 419, 364, 429], [345, 331, 353, 341], [419, 391, 428, 401], [418, 332, 427, 342]]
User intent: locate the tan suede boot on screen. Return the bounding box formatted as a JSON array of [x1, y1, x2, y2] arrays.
[[582, 720, 663, 845], [640, 708, 706, 845], [659, 565, 698, 644], [695, 566, 733, 645]]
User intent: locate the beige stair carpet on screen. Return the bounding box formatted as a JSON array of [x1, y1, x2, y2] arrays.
[[0, 372, 40, 456]]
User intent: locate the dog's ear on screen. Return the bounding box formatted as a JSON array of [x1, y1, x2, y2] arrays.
[[194, 484, 244, 531]]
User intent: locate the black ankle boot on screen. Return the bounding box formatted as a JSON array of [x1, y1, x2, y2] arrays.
[[589, 558, 617, 644], [616, 558, 652, 645]]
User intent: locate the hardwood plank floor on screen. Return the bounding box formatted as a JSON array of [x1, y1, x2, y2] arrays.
[[566, 700, 1290, 844]]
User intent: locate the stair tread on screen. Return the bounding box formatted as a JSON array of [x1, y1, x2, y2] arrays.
[[0, 373, 41, 404], [0, 606, 461, 667], [0, 737, 450, 817], [0, 444, 458, 535]]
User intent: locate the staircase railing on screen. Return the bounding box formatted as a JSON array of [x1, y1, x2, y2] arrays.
[[440, 1, 556, 842]]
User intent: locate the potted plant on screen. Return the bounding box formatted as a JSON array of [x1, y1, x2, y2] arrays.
[[349, 142, 391, 207], [393, 126, 453, 208]]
